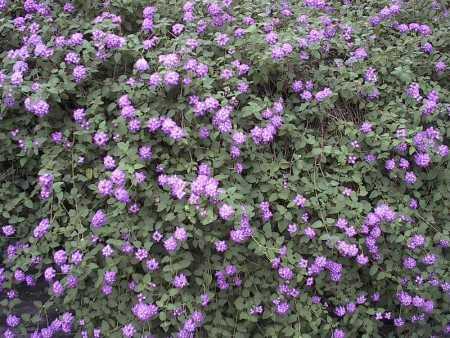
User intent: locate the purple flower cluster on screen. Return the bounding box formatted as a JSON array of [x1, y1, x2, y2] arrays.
[[407, 234, 425, 250], [396, 291, 434, 314], [189, 164, 221, 205], [369, 3, 401, 26], [177, 311, 205, 337], [249, 304, 264, 316], [33, 218, 51, 239], [215, 264, 241, 290], [212, 105, 233, 134], [163, 227, 188, 253], [347, 47, 368, 64], [91, 210, 107, 229], [272, 298, 291, 315], [38, 173, 53, 200], [413, 127, 447, 158], [435, 60, 447, 74], [299, 255, 342, 285], [229, 212, 254, 244], [303, 0, 330, 11], [132, 302, 159, 321], [158, 174, 187, 199], [394, 22, 432, 36], [421, 90, 439, 116], [97, 168, 132, 204], [336, 240, 359, 257], [315, 87, 333, 102], [189, 95, 219, 117], [91, 29, 125, 61], [173, 273, 189, 289], [27, 312, 75, 337], [2, 224, 15, 237], [259, 201, 273, 222], [146, 116, 186, 141], [359, 204, 397, 260], [24, 97, 50, 117], [293, 194, 307, 208], [250, 99, 284, 145], [291, 80, 333, 103], [219, 203, 235, 221]]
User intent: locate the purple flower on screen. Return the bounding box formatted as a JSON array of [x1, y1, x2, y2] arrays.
[[404, 171, 417, 185], [53, 249, 67, 265], [102, 244, 114, 257], [93, 131, 109, 147], [110, 168, 126, 186], [33, 218, 51, 239], [301, 90, 313, 101], [73, 65, 88, 83], [274, 301, 290, 315], [174, 227, 188, 241], [215, 240, 228, 252], [172, 23, 184, 35], [164, 236, 178, 252], [293, 194, 307, 207], [266, 32, 278, 45], [25, 97, 50, 117], [114, 187, 130, 204], [278, 266, 294, 280], [360, 122, 373, 134], [332, 329, 346, 338], [421, 253, 437, 265], [52, 281, 65, 296], [103, 155, 116, 170], [98, 179, 113, 196], [438, 145, 449, 157], [149, 72, 162, 87], [44, 267, 56, 282], [421, 42, 433, 54], [159, 54, 180, 69], [91, 210, 107, 228], [414, 152, 431, 168], [288, 223, 298, 234], [219, 204, 235, 220], [146, 258, 159, 271], [216, 33, 230, 47], [135, 248, 148, 261], [394, 317, 404, 327], [364, 67, 378, 83], [122, 324, 135, 337], [406, 83, 422, 101], [304, 227, 316, 239], [173, 273, 189, 288], [71, 251, 83, 265], [403, 257, 416, 269], [2, 224, 15, 237], [134, 58, 149, 72], [435, 61, 447, 73], [138, 145, 152, 161], [164, 71, 180, 86], [128, 118, 141, 132], [6, 314, 21, 328], [259, 201, 272, 221], [356, 254, 368, 265]]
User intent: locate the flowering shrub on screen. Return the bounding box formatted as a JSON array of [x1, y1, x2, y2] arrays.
[[0, 0, 449, 337]]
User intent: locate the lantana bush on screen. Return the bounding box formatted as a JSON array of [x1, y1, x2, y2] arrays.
[[0, 0, 449, 337]]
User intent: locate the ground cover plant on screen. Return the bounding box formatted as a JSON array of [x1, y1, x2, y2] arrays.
[[0, 0, 449, 337]]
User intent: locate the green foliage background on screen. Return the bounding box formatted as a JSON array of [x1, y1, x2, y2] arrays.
[[0, 0, 449, 337]]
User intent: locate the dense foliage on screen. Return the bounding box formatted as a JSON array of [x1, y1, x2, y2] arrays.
[[0, 0, 449, 337]]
